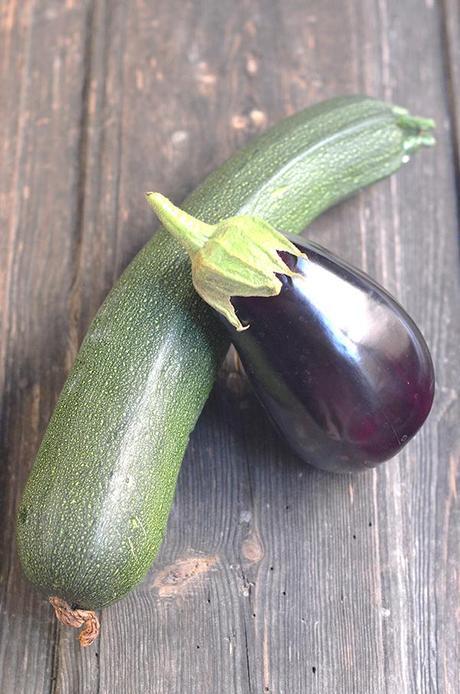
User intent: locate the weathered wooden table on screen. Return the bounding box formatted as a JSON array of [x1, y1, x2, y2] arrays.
[[1, 1, 459, 692]]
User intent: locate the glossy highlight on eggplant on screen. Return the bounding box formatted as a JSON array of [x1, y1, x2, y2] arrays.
[[231, 238, 435, 472]]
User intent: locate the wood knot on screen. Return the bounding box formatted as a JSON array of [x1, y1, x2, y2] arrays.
[[153, 555, 218, 598], [241, 531, 265, 563]]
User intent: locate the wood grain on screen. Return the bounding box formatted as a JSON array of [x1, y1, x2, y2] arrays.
[[0, 1, 98, 691], [0, 1, 459, 693]]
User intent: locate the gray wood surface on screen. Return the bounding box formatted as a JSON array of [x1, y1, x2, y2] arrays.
[[1, 1, 459, 692]]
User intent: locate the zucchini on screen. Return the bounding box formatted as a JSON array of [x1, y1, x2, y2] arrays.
[[17, 96, 434, 643]]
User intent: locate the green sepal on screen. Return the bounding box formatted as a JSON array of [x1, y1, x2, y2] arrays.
[[146, 193, 307, 331]]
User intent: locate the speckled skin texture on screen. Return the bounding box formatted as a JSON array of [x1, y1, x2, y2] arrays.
[[16, 97, 431, 609]]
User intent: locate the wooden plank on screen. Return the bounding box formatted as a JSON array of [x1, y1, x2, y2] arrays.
[[0, 0, 100, 692], [0, 0, 458, 693], [442, 0, 460, 159]]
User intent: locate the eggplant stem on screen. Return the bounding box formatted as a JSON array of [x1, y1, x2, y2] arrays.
[[49, 596, 100, 647], [146, 192, 215, 254]]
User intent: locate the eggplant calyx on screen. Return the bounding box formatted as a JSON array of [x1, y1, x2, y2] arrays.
[[146, 192, 307, 331]]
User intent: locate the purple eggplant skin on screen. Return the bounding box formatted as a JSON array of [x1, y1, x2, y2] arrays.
[[230, 238, 435, 473]]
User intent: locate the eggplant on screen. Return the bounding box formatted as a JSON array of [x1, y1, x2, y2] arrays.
[[148, 194, 435, 473], [230, 241, 434, 471]]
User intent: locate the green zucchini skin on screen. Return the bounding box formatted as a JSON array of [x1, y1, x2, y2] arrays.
[[17, 96, 433, 610]]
